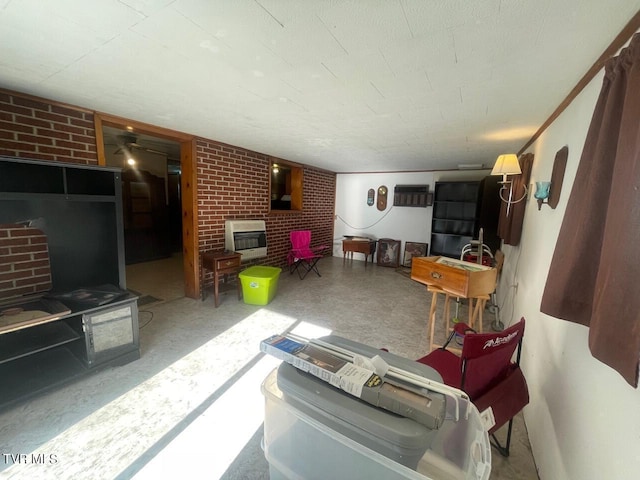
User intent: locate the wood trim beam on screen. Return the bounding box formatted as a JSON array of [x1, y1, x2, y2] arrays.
[[93, 112, 199, 299], [95, 112, 193, 142], [181, 138, 199, 299], [94, 115, 106, 166]]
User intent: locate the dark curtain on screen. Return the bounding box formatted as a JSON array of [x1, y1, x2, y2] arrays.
[[497, 153, 533, 245], [541, 33, 640, 387]]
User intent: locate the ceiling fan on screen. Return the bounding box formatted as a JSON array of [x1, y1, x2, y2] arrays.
[[113, 134, 166, 156]]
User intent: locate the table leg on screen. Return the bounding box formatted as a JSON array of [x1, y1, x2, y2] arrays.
[[427, 286, 453, 352], [469, 296, 488, 332], [443, 293, 451, 337], [214, 274, 220, 308], [201, 268, 205, 301], [428, 289, 438, 352]]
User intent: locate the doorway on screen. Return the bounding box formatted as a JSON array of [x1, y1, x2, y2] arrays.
[[95, 114, 199, 299], [103, 126, 181, 264]]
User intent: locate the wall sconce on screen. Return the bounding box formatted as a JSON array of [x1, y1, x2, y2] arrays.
[[535, 145, 569, 211], [534, 181, 551, 209], [272, 163, 279, 174], [491, 154, 528, 216]]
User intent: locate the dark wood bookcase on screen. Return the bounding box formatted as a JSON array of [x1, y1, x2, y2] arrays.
[[430, 177, 501, 258]]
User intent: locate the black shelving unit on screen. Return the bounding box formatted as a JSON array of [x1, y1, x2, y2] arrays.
[[430, 178, 501, 258], [0, 156, 140, 411]]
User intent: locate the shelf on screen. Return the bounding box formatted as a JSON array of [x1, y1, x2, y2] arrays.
[[0, 157, 134, 412], [430, 178, 501, 259], [393, 184, 430, 207], [431, 181, 482, 258], [431, 232, 474, 258], [0, 321, 81, 365], [0, 160, 65, 193], [0, 347, 87, 408], [431, 232, 474, 237], [0, 156, 120, 195], [66, 167, 117, 195], [432, 218, 475, 235]]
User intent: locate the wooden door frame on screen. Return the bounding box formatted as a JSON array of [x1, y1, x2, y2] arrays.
[[94, 113, 200, 299]]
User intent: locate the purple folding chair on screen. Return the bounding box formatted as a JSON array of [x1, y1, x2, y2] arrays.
[[287, 230, 328, 279]]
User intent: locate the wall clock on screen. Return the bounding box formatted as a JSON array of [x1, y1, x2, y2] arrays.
[[377, 185, 388, 211]]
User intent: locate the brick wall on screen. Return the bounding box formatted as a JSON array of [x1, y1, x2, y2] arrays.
[[0, 225, 52, 300], [0, 92, 97, 165], [0, 90, 337, 290], [196, 139, 336, 275]]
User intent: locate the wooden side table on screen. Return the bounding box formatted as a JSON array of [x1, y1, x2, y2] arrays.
[[342, 238, 377, 265], [201, 250, 242, 307]]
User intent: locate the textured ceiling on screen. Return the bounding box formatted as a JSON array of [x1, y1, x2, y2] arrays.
[[1, 0, 639, 172]]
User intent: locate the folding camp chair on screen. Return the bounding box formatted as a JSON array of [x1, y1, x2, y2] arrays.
[[416, 317, 529, 457], [287, 230, 328, 279]]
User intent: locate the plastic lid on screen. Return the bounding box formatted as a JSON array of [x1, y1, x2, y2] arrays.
[[239, 266, 282, 279]]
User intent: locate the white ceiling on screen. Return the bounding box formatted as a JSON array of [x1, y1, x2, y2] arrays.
[[1, 0, 639, 173]]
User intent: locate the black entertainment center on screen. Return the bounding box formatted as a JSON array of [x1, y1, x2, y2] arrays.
[[0, 156, 140, 410]]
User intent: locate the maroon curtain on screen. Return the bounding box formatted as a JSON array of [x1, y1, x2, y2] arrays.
[[497, 153, 533, 245], [541, 33, 640, 387]]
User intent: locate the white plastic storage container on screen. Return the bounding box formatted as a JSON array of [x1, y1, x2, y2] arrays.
[[261, 335, 491, 480]]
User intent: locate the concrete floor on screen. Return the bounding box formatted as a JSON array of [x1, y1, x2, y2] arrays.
[[0, 254, 539, 479]]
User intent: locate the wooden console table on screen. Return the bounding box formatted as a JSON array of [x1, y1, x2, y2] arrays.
[[201, 251, 242, 307], [342, 238, 377, 265]]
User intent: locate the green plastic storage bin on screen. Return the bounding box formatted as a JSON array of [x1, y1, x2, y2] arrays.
[[239, 266, 282, 305]]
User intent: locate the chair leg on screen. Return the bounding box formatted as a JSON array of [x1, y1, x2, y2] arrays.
[[293, 258, 322, 279], [298, 262, 311, 279], [490, 418, 515, 457], [307, 258, 322, 278]]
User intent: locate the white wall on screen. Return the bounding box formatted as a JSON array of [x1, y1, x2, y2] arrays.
[[334, 54, 640, 480], [498, 69, 640, 478], [333, 170, 489, 260]]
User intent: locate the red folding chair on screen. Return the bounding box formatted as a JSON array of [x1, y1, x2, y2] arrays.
[[287, 230, 328, 279], [417, 317, 529, 457]]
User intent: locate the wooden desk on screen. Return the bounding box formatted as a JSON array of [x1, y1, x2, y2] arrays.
[[342, 238, 377, 265], [412, 256, 496, 352], [201, 251, 242, 307]]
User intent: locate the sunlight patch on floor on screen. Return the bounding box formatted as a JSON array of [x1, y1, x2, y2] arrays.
[[131, 320, 333, 479], [132, 355, 280, 479], [1, 309, 299, 480], [288, 321, 333, 340]]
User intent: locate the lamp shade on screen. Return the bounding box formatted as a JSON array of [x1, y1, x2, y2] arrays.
[[491, 154, 521, 176]]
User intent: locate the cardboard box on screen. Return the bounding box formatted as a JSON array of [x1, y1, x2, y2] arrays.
[[411, 256, 497, 298]]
